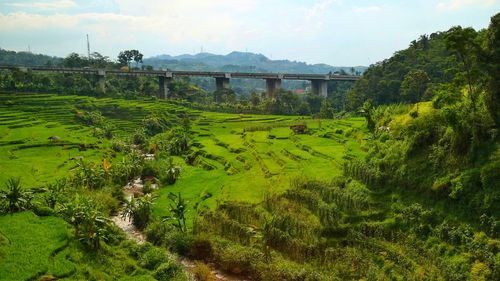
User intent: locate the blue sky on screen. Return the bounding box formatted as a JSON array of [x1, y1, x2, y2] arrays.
[[0, 0, 498, 66]]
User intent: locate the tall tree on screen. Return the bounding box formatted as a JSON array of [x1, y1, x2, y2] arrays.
[[117, 50, 133, 68], [400, 69, 430, 111], [483, 13, 500, 127], [130, 50, 143, 67], [444, 26, 482, 110]]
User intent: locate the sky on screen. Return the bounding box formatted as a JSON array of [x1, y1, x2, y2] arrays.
[[0, 0, 499, 66]]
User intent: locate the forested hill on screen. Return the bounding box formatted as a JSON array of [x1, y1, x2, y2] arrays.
[[354, 12, 500, 218], [0, 48, 62, 66], [144, 51, 367, 74], [346, 28, 480, 110]]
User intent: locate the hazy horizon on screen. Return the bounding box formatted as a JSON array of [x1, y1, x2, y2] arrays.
[[1, 0, 499, 66]]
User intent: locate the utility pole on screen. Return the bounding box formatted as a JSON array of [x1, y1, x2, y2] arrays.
[[86, 34, 90, 59]]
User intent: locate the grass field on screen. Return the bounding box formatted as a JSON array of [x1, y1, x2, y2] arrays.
[[0, 212, 72, 280]]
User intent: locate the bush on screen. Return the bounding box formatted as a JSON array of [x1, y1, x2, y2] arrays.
[[122, 195, 154, 230], [142, 160, 161, 179], [192, 262, 215, 281], [131, 130, 147, 146], [215, 242, 263, 275], [33, 205, 55, 216], [153, 260, 181, 281], [144, 220, 177, 246], [188, 236, 213, 260], [111, 139, 127, 152], [139, 247, 168, 270]]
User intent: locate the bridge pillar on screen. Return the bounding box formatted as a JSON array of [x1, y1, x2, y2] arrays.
[[97, 70, 106, 93], [311, 80, 328, 98], [158, 75, 172, 99], [265, 78, 282, 97], [215, 77, 230, 91]]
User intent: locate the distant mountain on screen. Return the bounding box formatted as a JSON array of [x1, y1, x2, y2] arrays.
[[144, 51, 367, 74]]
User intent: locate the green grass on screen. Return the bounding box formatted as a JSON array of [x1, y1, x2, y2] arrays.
[[153, 112, 369, 225], [0, 92, 369, 228], [0, 212, 71, 281]]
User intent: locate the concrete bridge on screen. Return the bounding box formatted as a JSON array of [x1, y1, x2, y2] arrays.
[[0, 65, 360, 98]]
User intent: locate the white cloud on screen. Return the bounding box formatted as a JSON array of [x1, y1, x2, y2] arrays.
[[353, 5, 383, 13], [6, 0, 77, 10], [437, 0, 497, 11], [294, 0, 337, 33], [0, 9, 247, 51]]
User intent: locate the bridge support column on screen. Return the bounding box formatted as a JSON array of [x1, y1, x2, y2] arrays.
[[265, 78, 282, 97], [311, 80, 328, 98], [97, 70, 106, 93], [159, 75, 172, 99], [215, 77, 230, 91]]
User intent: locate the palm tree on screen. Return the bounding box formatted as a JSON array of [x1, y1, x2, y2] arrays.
[[0, 178, 33, 213]]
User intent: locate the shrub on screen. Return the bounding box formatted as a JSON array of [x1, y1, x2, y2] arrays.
[[71, 159, 107, 190], [192, 262, 215, 281], [215, 242, 264, 275], [144, 220, 177, 246], [153, 260, 181, 281], [122, 195, 154, 230], [188, 236, 213, 260], [143, 115, 170, 136], [111, 139, 127, 152], [0, 178, 34, 213], [139, 247, 168, 270], [58, 197, 113, 250], [33, 205, 55, 216], [162, 158, 182, 185], [131, 130, 147, 146], [142, 160, 161, 179]]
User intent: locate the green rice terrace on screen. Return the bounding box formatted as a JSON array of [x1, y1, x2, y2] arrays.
[[0, 92, 498, 281]]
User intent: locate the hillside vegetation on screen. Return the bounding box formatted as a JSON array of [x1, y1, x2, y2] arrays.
[[0, 12, 498, 281]]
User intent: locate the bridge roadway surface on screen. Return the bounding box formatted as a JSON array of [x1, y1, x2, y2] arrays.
[[0, 65, 360, 98]]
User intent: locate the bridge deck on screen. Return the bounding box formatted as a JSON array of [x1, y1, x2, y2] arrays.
[[0, 65, 360, 81]]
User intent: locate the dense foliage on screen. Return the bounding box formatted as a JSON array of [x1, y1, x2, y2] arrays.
[[0, 12, 499, 281]]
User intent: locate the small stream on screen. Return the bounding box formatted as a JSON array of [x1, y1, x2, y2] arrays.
[[110, 177, 247, 281]]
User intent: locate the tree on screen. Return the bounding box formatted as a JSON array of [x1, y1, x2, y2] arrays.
[[483, 13, 500, 126], [250, 92, 261, 106], [400, 69, 430, 111], [359, 101, 375, 131], [130, 50, 143, 67], [318, 99, 333, 119], [89, 52, 110, 68], [63, 53, 89, 68], [444, 26, 482, 110], [118, 50, 133, 68]]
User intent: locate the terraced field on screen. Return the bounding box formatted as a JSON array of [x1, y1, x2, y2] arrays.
[[0, 93, 368, 222]]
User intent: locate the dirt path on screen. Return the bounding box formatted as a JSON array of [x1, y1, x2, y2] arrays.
[[110, 177, 247, 281]]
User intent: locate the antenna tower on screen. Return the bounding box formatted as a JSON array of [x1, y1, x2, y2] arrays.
[[86, 34, 90, 59]]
